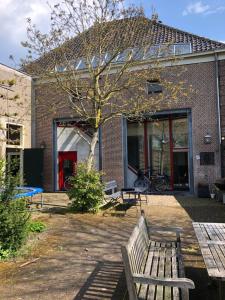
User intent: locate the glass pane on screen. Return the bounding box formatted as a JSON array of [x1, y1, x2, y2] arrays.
[[148, 120, 170, 177], [174, 43, 192, 55], [172, 118, 188, 148], [7, 124, 22, 146], [127, 122, 144, 170]]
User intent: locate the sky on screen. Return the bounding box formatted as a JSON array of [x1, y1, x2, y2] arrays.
[[0, 0, 225, 68]]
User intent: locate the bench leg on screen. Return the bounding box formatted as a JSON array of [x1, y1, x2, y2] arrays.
[[181, 288, 189, 300]]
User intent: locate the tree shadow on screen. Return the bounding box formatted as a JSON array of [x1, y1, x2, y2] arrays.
[[73, 261, 127, 300]]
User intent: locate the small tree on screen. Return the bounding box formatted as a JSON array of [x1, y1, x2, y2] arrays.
[[0, 159, 30, 259], [22, 0, 189, 171]]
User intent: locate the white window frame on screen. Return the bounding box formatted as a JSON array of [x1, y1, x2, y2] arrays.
[[6, 122, 24, 148]]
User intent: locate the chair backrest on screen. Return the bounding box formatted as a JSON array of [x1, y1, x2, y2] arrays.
[[104, 180, 117, 194]]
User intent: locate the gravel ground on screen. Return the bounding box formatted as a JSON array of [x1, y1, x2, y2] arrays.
[[0, 193, 225, 300]]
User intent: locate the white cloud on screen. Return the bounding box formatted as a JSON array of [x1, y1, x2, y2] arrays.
[[183, 1, 225, 16], [0, 0, 57, 45], [183, 2, 209, 16]]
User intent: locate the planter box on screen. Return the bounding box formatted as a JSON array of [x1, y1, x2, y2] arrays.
[[198, 184, 210, 198]]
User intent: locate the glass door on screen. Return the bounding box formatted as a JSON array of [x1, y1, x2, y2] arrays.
[[172, 118, 189, 190], [148, 120, 171, 177]]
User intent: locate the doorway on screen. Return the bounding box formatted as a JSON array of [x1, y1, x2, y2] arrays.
[[58, 151, 77, 191], [127, 115, 190, 191]]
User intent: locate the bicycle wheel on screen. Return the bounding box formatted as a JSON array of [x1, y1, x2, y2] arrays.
[[153, 177, 169, 192], [134, 177, 150, 190], [64, 177, 71, 190]]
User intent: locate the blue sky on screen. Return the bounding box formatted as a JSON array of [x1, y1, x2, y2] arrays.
[[0, 0, 225, 68]]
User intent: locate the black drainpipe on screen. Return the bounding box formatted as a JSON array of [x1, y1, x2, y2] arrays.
[[215, 52, 222, 177]]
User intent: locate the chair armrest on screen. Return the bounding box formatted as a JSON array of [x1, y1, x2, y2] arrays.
[[132, 274, 195, 289]]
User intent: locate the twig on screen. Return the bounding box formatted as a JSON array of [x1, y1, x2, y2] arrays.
[[19, 257, 40, 268]]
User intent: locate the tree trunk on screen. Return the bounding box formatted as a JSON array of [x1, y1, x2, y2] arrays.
[[87, 129, 99, 172]]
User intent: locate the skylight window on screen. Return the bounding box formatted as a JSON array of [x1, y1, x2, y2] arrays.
[[144, 45, 160, 59], [132, 48, 145, 61], [76, 58, 86, 70], [174, 43, 192, 55], [56, 65, 67, 72]]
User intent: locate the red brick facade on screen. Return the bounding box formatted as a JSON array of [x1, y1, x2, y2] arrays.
[[34, 59, 222, 193]]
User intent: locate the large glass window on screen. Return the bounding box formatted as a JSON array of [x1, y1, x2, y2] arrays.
[[148, 120, 170, 177], [127, 123, 144, 170], [127, 115, 189, 190], [172, 118, 188, 148]]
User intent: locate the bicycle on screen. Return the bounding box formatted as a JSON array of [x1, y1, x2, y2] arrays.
[[134, 168, 170, 193]]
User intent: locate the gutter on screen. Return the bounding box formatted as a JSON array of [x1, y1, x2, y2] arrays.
[[214, 52, 222, 176]]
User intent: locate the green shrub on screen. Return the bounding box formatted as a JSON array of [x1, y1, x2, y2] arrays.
[[28, 221, 46, 233], [67, 163, 104, 213], [0, 198, 30, 258], [0, 158, 30, 259]]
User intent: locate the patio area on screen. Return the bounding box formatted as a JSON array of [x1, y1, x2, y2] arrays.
[[0, 193, 225, 300]]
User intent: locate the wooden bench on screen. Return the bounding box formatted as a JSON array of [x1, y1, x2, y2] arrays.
[[121, 213, 195, 300], [102, 180, 121, 206]]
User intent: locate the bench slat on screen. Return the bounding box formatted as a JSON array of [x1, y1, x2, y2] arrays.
[[171, 242, 180, 300], [164, 243, 172, 300], [155, 242, 166, 300], [138, 241, 156, 299], [147, 241, 160, 299]]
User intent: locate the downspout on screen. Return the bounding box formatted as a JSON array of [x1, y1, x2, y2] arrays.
[[215, 52, 222, 177]]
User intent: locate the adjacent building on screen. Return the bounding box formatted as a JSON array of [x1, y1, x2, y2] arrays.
[[0, 63, 32, 179]]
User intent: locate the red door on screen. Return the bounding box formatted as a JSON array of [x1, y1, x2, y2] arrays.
[[58, 151, 77, 191]]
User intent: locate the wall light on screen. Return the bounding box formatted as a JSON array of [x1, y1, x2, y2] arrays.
[[204, 133, 212, 144], [40, 141, 46, 149]]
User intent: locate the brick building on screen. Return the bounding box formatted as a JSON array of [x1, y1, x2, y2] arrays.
[[32, 17, 225, 194], [0, 63, 31, 180]]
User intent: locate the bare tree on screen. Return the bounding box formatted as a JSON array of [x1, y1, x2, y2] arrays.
[[22, 0, 189, 171]]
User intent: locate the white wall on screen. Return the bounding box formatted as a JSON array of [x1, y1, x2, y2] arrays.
[[57, 126, 99, 167]]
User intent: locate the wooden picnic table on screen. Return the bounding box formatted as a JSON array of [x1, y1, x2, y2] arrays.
[[193, 222, 225, 299]]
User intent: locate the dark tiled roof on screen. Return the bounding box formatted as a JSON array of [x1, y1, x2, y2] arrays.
[[26, 17, 225, 75], [146, 19, 225, 53], [64, 17, 225, 55]]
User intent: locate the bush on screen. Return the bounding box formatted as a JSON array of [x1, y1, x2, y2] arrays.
[[0, 158, 30, 259], [0, 198, 30, 258], [28, 221, 46, 233], [67, 163, 104, 213]]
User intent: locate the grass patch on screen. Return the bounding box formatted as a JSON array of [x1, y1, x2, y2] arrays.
[[28, 221, 46, 233]]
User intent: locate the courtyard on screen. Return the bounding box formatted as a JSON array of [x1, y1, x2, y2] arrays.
[[0, 194, 225, 300]]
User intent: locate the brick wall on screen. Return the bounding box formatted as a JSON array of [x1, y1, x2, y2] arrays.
[[34, 60, 221, 192]]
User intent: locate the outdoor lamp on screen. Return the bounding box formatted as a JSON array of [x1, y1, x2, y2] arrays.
[[204, 133, 212, 144], [40, 141, 46, 149]]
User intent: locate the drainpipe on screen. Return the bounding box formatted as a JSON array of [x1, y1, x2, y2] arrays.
[[215, 52, 222, 177]]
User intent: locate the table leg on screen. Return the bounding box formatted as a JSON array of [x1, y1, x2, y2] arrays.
[[218, 281, 223, 300]]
